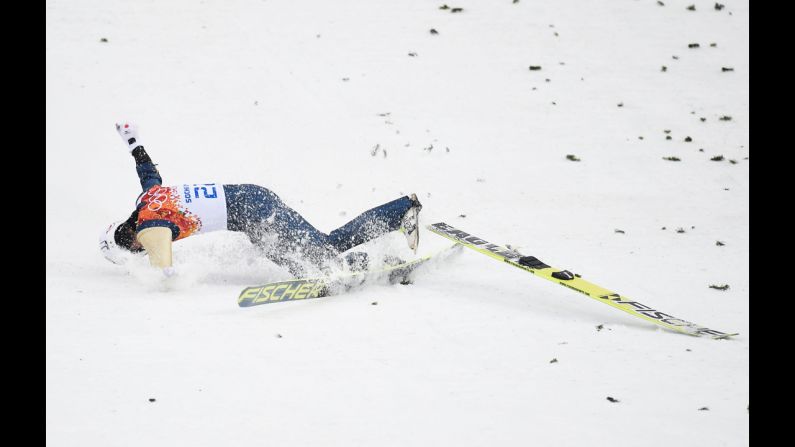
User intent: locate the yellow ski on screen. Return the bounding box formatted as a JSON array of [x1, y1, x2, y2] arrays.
[[427, 222, 736, 339], [239, 244, 461, 307]]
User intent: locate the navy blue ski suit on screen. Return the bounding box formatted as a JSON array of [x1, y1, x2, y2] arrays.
[[127, 146, 415, 275]]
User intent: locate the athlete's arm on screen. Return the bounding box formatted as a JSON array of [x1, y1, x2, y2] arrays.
[[131, 146, 163, 191], [116, 122, 162, 191]]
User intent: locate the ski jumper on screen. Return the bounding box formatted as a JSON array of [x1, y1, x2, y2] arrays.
[[129, 147, 414, 274]]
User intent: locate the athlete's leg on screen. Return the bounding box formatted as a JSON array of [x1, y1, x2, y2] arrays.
[[325, 195, 416, 252], [266, 203, 341, 267], [226, 184, 340, 275]]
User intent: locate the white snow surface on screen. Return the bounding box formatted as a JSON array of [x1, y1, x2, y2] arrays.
[[47, 0, 749, 446]]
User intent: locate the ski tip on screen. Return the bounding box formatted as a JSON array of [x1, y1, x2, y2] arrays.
[[682, 327, 739, 340], [711, 332, 739, 340]]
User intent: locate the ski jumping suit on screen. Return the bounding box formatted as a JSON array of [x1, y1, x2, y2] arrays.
[[128, 146, 414, 275]]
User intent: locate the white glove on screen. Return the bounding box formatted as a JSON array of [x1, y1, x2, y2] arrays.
[[115, 121, 142, 153], [163, 266, 177, 278]]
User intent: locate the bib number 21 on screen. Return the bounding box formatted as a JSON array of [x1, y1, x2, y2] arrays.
[[193, 184, 218, 199]]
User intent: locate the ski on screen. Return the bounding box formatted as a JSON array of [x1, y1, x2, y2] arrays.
[[427, 222, 737, 339], [239, 244, 460, 307]]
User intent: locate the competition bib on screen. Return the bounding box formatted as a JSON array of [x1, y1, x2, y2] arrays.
[[177, 183, 228, 234], [137, 183, 228, 239]]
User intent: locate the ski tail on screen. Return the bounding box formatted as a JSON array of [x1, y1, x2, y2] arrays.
[[427, 222, 737, 339]]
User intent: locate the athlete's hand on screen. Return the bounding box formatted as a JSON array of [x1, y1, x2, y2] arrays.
[[115, 121, 141, 153]]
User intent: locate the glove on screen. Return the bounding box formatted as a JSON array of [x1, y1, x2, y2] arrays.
[[115, 121, 142, 153]]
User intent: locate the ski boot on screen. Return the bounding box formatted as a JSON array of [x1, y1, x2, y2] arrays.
[[400, 193, 423, 253]]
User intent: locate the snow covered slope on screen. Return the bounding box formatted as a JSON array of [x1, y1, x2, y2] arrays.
[[47, 0, 749, 446]]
